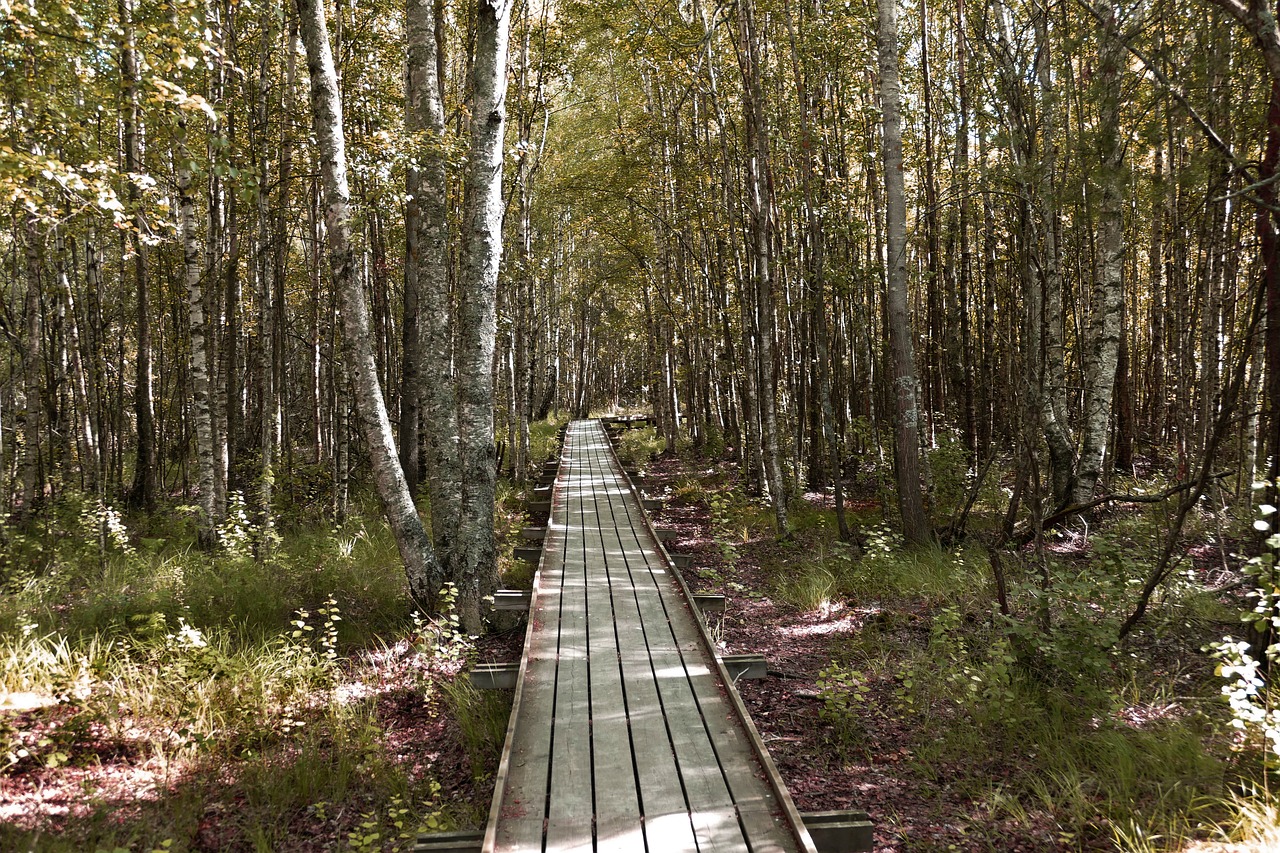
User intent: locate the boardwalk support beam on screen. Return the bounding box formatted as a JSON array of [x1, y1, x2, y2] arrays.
[[721, 653, 768, 680], [512, 546, 541, 563], [416, 811, 874, 852], [692, 593, 725, 613], [493, 590, 531, 611], [470, 662, 520, 690]]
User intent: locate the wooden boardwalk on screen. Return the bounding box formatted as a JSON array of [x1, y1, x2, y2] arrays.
[[483, 420, 816, 853]]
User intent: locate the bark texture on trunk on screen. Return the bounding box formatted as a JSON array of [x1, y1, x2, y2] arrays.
[[736, 0, 789, 534], [296, 0, 442, 607], [1074, 9, 1126, 505], [20, 212, 43, 519], [407, 0, 463, 572], [120, 0, 156, 512], [877, 0, 931, 546], [455, 0, 512, 630], [179, 115, 219, 546]]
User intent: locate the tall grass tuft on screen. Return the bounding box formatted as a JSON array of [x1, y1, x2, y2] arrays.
[[440, 676, 512, 781]]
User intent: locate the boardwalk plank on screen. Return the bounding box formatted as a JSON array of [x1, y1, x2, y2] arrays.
[[490, 451, 573, 853], [543, 463, 595, 853]]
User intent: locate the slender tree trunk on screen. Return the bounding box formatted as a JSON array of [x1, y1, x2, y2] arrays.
[[84, 234, 109, 486], [737, 0, 789, 534], [179, 109, 218, 547], [783, 0, 847, 539], [55, 228, 97, 494], [19, 212, 43, 519], [120, 0, 156, 512], [877, 0, 931, 545], [296, 0, 443, 608], [1260, 80, 1280, 547]]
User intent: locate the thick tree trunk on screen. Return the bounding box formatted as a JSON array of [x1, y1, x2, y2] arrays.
[[1073, 9, 1126, 505], [296, 0, 443, 608], [877, 0, 931, 546], [455, 0, 512, 630], [1034, 4, 1075, 509], [408, 0, 463, 572]]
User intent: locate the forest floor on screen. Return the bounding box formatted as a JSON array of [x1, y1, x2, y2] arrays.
[[641, 453, 1068, 852], [0, 440, 1271, 852], [635, 449, 1263, 853]]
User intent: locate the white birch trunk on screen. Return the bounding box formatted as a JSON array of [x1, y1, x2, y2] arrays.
[[1073, 8, 1126, 505], [296, 0, 443, 607], [178, 114, 218, 546], [455, 0, 512, 630], [407, 0, 463, 572], [20, 212, 42, 518], [878, 0, 931, 546], [54, 227, 98, 494]]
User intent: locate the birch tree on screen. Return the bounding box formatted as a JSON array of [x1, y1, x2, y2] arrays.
[[1073, 5, 1127, 505], [407, 0, 463, 574], [295, 0, 443, 607], [877, 0, 931, 546], [178, 109, 218, 546], [455, 0, 512, 629]]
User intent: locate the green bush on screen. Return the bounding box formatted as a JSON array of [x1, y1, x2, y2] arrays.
[[615, 426, 665, 467]]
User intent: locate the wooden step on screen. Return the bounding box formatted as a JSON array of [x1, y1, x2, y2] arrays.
[[526, 500, 550, 514], [668, 552, 692, 569], [520, 526, 546, 540], [653, 527, 678, 542], [641, 498, 664, 512]]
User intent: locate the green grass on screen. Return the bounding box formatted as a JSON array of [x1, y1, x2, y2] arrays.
[[0, 497, 465, 852], [439, 676, 512, 782], [615, 426, 666, 467], [527, 414, 568, 466]]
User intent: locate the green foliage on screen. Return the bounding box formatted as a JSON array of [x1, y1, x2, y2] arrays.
[[412, 583, 472, 674], [527, 415, 568, 467], [815, 664, 870, 751], [848, 526, 984, 601], [440, 677, 512, 782], [614, 426, 665, 467], [925, 429, 972, 523], [0, 502, 469, 850], [346, 789, 448, 853], [1207, 484, 1280, 769]]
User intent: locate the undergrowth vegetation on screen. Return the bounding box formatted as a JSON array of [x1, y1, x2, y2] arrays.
[[0, 466, 545, 851], [664, 446, 1278, 852]]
